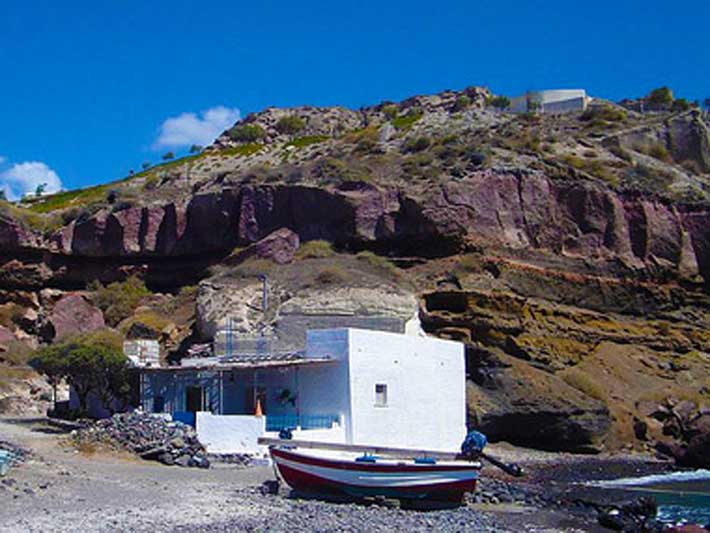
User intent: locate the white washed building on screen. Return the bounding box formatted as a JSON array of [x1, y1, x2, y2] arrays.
[[137, 328, 466, 454], [509, 89, 591, 113]]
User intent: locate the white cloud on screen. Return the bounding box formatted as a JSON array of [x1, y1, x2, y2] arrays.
[[153, 106, 240, 149], [0, 161, 63, 201]]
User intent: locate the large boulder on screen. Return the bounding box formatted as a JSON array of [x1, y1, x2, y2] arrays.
[[225, 228, 300, 265], [678, 414, 710, 468], [40, 294, 105, 341]]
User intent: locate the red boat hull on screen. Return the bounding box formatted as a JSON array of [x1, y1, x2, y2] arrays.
[[270, 447, 480, 502]]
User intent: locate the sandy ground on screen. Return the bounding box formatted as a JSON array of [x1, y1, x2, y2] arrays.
[[0, 417, 609, 532], [0, 417, 273, 531]]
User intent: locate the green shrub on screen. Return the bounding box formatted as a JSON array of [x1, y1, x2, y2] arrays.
[[561, 155, 618, 185], [286, 135, 329, 149], [296, 240, 334, 259], [314, 157, 347, 183], [352, 127, 381, 153], [646, 86, 673, 108], [625, 163, 675, 194], [275, 115, 306, 135], [162, 151, 175, 161], [391, 110, 422, 131], [580, 105, 627, 124], [89, 276, 151, 327], [451, 95, 471, 112], [609, 145, 633, 162], [403, 136, 431, 153], [488, 95, 511, 110], [645, 142, 672, 163], [229, 124, 266, 143], [218, 143, 263, 157], [671, 98, 690, 112], [381, 104, 399, 120]]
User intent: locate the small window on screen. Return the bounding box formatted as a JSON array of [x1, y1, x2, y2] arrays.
[[375, 384, 388, 407]]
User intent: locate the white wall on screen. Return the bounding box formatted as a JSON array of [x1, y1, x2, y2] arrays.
[[299, 329, 353, 441], [265, 423, 346, 444], [346, 329, 466, 452], [509, 89, 589, 114], [196, 412, 266, 454]]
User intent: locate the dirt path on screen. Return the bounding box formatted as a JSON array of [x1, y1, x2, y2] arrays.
[[0, 417, 272, 532]]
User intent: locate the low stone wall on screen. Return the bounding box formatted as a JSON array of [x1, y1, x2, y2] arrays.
[[196, 412, 266, 454]]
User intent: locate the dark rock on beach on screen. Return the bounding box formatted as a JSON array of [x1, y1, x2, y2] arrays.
[[72, 412, 209, 468]]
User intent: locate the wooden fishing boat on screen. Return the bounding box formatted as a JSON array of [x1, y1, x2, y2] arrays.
[[259, 438, 482, 502]]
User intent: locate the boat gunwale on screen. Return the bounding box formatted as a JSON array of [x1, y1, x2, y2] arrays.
[[270, 446, 481, 473]]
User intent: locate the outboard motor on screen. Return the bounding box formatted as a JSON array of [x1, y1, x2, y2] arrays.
[[461, 430, 524, 477], [278, 428, 293, 440], [461, 430, 488, 457]]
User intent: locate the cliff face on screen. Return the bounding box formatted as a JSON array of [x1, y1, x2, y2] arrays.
[[1, 87, 709, 455], [1, 172, 708, 287]]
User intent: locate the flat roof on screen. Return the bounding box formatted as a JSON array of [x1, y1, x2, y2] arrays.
[[136, 355, 334, 372]]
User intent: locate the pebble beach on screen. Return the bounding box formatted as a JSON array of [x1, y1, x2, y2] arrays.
[[0, 417, 686, 532]]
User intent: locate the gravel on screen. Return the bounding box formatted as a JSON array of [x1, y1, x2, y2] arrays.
[[175, 487, 501, 532]]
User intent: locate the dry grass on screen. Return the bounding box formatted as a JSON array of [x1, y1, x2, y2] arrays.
[[315, 265, 350, 285], [76, 441, 97, 455], [296, 240, 335, 259], [355, 251, 400, 278], [559, 367, 606, 402]]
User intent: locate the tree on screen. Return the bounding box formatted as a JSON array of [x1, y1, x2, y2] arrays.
[[30, 330, 130, 416], [189, 144, 203, 154], [646, 86, 674, 109], [0, 190, 6, 201], [29, 344, 66, 404], [141, 162, 151, 170], [162, 151, 175, 161], [704, 98, 710, 111], [275, 116, 305, 135], [228, 124, 266, 143], [489, 95, 511, 110], [671, 98, 690, 112], [35, 182, 47, 195]]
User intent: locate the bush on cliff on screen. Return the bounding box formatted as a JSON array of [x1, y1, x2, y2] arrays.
[[275, 115, 306, 135], [30, 329, 130, 416], [89, 276, 151, 327], [228, 124, 266, 143], [645, 86, 673, 109]]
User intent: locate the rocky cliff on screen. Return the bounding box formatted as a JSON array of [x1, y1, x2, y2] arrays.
[[0, 86, 708, 459]]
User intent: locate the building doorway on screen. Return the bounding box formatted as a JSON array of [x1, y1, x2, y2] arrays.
[[186, 386, 205, 413]]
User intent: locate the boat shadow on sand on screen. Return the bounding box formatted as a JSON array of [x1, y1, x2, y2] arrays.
[[264, 481, 464, 511]]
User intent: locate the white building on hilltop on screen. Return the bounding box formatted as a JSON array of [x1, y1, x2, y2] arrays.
[[509, 89, 591, 113], [137, 328, 466, 454]]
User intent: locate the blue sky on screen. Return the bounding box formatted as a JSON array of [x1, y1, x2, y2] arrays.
[[0, 0, 708, 198]]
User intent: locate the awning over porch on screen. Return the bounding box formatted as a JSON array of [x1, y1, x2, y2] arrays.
[[137, 354, 334, 372]]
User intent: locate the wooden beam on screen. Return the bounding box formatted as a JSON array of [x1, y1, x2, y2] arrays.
[[257, 437, 470, 462]]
